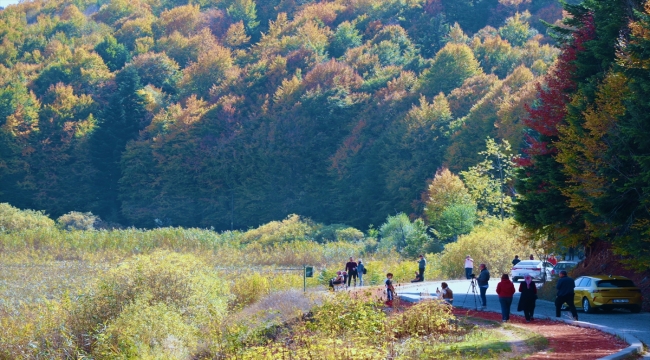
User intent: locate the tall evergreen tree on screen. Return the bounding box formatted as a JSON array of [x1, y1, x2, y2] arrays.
[[90, 67, 146, 222]]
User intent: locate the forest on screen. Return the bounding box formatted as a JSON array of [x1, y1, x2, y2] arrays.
[[0, 0, 564, 232], [4, 0, 650, 357], [514, 0, 650, 270]]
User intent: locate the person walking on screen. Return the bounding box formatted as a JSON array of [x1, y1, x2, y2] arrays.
[[417, 254, 426, 282], [512, 255, 521, 266], [477, 263, 490, 308], [496, 274, 515, 322], [464, 255, 474, 279], [357, 259, 365, 286], [517, 274, 537, 322], [555, 270, 578, 320], [345, 257, 358, 287]]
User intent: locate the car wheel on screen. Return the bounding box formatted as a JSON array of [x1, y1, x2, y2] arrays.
[[583, 297, 595, 314], [631, 305, 642, 314]]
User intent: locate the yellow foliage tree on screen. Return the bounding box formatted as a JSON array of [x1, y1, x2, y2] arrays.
[[434, 218, 534, 279]]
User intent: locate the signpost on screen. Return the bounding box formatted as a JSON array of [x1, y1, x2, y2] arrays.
[[276, 265, 314, 292]]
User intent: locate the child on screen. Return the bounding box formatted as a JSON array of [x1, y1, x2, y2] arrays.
[[385, 273, 395, 307]]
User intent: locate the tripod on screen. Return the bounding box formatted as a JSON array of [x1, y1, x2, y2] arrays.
[[462, 277, 480, 310]]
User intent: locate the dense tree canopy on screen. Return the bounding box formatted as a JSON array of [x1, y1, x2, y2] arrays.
[[0, 0, 562, 230], [514, 0, 650, 270]]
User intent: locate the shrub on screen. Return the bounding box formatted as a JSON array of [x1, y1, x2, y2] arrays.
[[239, 214, 316, 245], [0, 203, 55, 232], [72, 251, 229, 352], [307, 292, 386, 339], [94, 300, 199, 359], [57, 211, 98, 230], [229, 272, 271, 309], [388, 300, 455, 339]]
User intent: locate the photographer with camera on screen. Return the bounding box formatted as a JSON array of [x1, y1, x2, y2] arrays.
[[464, 255, 474, 279], [477, 263, 490, 308]]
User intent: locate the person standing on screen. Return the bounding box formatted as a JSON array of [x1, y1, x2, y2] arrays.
[[357, 259, 365, 286], [548, 254, 557, 266], [477, 263, 490, 308], [417, 254, 426, 282], [464, 255, 474, 279], [517, 274, 537, 322], [496, 274, 515, 322], [385, 273, 395, 308], [529, 254, 534, 260], [512, 255, 521, 266], [555, 270, 578, 320], [345, 257, 358, 287]]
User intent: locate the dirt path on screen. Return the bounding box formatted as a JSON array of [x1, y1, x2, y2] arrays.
[[454, 309, 629, 360]]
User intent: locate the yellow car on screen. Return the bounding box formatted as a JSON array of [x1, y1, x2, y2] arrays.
[[573, 275, 642, 313]]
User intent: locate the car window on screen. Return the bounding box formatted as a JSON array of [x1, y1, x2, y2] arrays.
[[575, 277, 585, 286], [583, 278, 592, 287], [555, 263, 565, 270], [596, 279, 636, 288]]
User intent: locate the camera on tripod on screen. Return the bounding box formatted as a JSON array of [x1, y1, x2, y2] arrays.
[[470, 273, 476, 279]]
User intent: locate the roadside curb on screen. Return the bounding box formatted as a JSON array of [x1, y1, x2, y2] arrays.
[[398, 294, 644, 360]]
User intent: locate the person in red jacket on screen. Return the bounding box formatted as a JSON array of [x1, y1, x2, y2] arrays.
[[496, 273, 516, 322]]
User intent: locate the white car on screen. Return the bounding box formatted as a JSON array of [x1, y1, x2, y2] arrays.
[[511, 260, 554, 282]]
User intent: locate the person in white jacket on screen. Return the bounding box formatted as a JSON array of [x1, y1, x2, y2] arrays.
[[464, 255, 474, 279]]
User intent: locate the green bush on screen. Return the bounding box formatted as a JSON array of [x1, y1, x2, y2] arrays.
[[307, 292, 386, 339], [0, 203, 55, 232], [240, 214, 316, 245], [72, 250, 229, 353], [389, 300, 455, 339], [229, 272, 271, 309], [57, 211, 98, 230], [94, 300, 199, 359]]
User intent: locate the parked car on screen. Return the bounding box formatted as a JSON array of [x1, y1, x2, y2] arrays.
[[511, 260, 554, 282], [551, 261, 579, 277], [573, 275, 642, 313]]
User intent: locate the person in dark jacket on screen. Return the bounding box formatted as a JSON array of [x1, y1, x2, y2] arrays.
[[417, 254, 426, 282], [496, 274, 515, 322], [517, 274, 537, 322], [345, 257, 358, 287], [477, 263, 490, 308], [555, 270, 578, 320], [512, 255, 521, 266]]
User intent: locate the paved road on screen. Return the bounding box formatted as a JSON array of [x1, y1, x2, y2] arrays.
[[399, 279, 650, 350]]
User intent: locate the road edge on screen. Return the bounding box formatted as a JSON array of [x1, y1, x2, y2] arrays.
[[398, 294, 644, 360]]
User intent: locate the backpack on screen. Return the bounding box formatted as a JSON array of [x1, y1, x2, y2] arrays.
[[363, 267, 367, 274]]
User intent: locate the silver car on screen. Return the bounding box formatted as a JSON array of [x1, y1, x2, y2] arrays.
[[550, 261, 579, 277], [511, 260, 554, 282]]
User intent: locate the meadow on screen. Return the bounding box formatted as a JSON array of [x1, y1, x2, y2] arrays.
[[0, 203, 535, 358]]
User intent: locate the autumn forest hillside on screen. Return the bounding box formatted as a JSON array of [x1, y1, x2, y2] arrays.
[[0, 0, 565, 230]]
